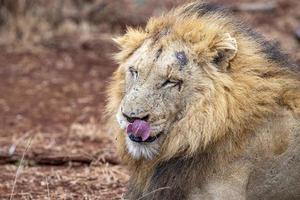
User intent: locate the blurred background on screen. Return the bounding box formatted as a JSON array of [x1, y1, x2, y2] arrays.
[[0, 0, 299, 199]]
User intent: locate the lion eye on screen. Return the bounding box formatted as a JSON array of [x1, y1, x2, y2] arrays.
[[161, 79, 183, 90], [129, 67, 138, 79]]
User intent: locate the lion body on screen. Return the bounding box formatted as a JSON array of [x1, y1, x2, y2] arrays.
[[106, 2, 300, 200]]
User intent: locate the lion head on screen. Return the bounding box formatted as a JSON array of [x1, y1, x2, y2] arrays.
[[106, 4, 295, 161]]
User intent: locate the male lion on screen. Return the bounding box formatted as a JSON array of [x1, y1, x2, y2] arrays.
[[106, 2, 300, 200]]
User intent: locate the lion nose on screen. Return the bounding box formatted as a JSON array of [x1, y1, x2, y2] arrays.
[[122, 112, 149, 123]]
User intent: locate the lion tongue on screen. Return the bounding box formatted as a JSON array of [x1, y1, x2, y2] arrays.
[[126, 120, 151, 141]]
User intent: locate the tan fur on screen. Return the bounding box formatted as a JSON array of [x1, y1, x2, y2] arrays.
[[106, 2, 300, 199]]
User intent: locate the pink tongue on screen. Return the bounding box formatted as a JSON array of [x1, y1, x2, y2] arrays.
[[126, 120, 151, 141]]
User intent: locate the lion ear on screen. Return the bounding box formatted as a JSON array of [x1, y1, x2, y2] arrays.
[[211, 33, 237, 71]]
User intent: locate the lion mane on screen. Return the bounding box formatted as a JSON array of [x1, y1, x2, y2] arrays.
[[106, 2, 300, 199]]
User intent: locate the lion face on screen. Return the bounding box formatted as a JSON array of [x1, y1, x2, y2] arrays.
[[116, 38, 215, 159], [110, 15, 239, 160]]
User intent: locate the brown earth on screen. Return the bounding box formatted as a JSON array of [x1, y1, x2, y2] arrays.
[[0, 0, 299, 199]]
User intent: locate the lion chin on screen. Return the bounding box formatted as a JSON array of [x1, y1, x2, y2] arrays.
[[106, 1, 300, 200], [125, 137, 161, 160]]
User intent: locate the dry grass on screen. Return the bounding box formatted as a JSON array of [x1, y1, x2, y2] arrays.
[[0, 1, 94, 46], [0, 1, 125, 47], [0, 0, 186, 48], [0, 0, 61, 46]]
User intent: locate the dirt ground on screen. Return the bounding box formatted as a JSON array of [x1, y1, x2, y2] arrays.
[[0, 0, 299, 199]]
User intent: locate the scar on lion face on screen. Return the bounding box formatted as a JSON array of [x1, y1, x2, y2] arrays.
[[175, 51, 188, 70], [155, 47, 163, 60]]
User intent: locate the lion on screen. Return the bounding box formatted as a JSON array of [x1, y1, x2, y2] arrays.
[[106, 1, 300, 200]]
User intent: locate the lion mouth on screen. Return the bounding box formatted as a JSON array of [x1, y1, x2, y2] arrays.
[[126, 119, 163, 143], [128, 133, 162, 143]]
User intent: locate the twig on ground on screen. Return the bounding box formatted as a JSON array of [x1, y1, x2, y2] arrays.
[[9, 137, 33, 200], [45, 176, 51, 200], [0, 150, 120, 166]]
